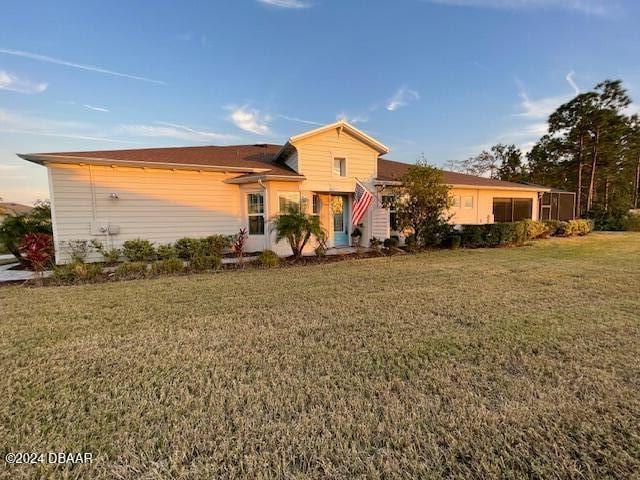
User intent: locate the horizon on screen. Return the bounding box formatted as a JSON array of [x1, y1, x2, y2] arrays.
[[1, 0, 639, 204]]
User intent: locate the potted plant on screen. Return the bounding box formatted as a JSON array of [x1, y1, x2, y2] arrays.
[[350, 226, 362, 247]]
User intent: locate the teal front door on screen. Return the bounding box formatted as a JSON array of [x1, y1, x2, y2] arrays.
[[332, 195, 349, 246]]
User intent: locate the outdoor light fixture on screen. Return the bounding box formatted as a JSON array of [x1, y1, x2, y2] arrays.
[[109, 193, 119, 200]]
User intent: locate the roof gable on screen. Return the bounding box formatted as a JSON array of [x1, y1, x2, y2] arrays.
[[288, 121, 389, 154]]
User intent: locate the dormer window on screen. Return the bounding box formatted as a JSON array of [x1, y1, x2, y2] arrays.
[[333, 157, 346, 177]]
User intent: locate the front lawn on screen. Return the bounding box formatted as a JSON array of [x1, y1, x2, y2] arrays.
[[1, 233, 639, 478]]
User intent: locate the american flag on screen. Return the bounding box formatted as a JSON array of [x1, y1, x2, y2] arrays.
[[351, 180, 374, 225]]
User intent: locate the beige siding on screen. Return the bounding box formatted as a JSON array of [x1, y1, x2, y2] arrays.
[[293, 127, 379, 193], [49, 163, 243, 263], [448, 187, 540, 224]]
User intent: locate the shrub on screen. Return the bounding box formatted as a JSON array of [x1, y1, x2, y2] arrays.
[[559, 219, 593, 237], [369, 238, 382, 251], [461, 223, 526, 248], [122, 239, 156, 262], [523, 220, 551, 240], [90, 240, 121, 264], [202, 235, 232, 256], [174, 237, 203, 260], [384, 237, 399, 249], [19, 233, 54, 272], [52, 262, 103, 284], [315, 244, 327, 257], [0, 200, 52, 267], [64, 240, 92, 263], [151, 257, 184, 275], [461, 225, 487, 248], [258, 250, 279, 268], [624, 212, 640, 231], [404, 235, 418, 252], [189, 255, 221, 272], [156, 243, 178, 260], [513, 221, 528, 245], [449, 234, 461, 250], [543, 220, 564, 236], [115, 261, 149, 280]]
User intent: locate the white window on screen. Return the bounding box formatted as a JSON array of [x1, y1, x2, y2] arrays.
[[278, 192, 301, 213], [333, 157, 346, 177], [247, 193, 265, 235], [382, 195, 398, 231], [452, 196, 461, 208], [462, 196, 474, 209]]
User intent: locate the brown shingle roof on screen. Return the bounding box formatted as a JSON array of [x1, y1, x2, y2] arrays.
[[27, 144, 545, 188], [38, 144, 300, 176], [0, 202, 33, 216], [377, 158, 544, 190]]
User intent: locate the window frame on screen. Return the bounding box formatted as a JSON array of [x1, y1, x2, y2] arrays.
[[332, 157, 347, 177], [492, 197, 533, 222], [246, 192, 265, 236], [462, 196, 474, 209], [312, 194, 321, 216], [452, 195, 461, 208], [382, 194, 398, 231]]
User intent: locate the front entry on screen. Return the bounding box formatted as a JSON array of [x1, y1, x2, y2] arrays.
[[332, 195, 349, 246]]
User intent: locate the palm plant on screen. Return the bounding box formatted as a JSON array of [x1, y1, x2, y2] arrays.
[[273, 207, 325, 259]]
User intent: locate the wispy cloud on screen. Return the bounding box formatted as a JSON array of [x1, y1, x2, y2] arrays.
[[0, 108, 138, 144], [424, 0, 614, 16], [0, 48, 166, 85], [227, 106, 271, 135], [82, 104, 110, 113], [0, 70, 47, 94], [58, 100, 110, 113], [336, 111, 368, 124], [514, 71, 579, 119], [257, 0, 314, 8], [276, 114, 323, 126], [175, 31, 212, 48], [515, 91, 568, 119], [119, 122, 238, 143], [386, 87, 420, 111], [565, 70, 580, 94]]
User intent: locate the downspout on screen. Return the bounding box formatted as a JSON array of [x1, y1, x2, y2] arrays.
[[88, 164, 97, 221]]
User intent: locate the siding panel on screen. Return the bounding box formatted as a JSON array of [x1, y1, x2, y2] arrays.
[[49, 163, 243, 263]]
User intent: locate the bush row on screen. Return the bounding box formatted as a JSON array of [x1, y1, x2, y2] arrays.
[[452, 219, 593, 249], [52, 247, 283, 284], [122, 235, 232, 262]]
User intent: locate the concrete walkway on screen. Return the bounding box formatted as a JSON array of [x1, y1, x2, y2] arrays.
[[0, 262, 52, 283], [0, 254, 16, 266]]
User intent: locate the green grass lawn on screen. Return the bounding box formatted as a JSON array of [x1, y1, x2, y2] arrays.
[[1, 233, 639, 479]]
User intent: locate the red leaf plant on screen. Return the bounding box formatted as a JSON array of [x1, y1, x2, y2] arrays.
[[19, 233, 54, 275]]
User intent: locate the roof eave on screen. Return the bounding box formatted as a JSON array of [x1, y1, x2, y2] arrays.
[[375, 178, 551, 192], [224, 174, 306, 184], [17, 154, 270, 174]]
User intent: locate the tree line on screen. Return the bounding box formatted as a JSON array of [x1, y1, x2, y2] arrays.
[[448, 80, 640, 227]]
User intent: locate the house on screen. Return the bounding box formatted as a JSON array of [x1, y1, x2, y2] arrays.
[[18, 121, 553, 264], [0, 202, 33, 222]]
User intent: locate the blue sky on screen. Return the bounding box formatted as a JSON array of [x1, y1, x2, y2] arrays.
[[1, 0, 639, 204]]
